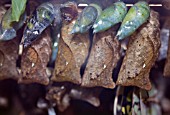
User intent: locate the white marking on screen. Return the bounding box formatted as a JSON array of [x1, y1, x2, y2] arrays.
[[46, 68, 52, 77], [93, 24, 98, 28], [78, 4, 88, 7], [81, 25, 85, 28], [66, 62, 68, 65], [33, 31, 39, 35], [78, 3, 162, 7], [72, 20, 76, 24], [124, 26, 131, 29], [48, 108, 56, 115], [19, 44, 23, 55], [143, 64, 146, 68], [126, 4, 162, 7], [61, 86, 65, 89], [54, 42, 58, 47], [98, 20, 103, 25], [117, 30, 122, 36], [149, 4, 162, 7], [130, 22, 133, 25], [32, 63, 35, 67], [17, 68, 21, 74], [57, 34, 60, 38], [103, 64, 106, 69]]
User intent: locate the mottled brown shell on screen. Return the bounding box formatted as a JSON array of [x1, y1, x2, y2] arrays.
[[0, 38, 20, 80], [116, 10, 160, 90], [19, 29, 52, 85], [82, 26, 120, 88], [51, 16, 90, 84]]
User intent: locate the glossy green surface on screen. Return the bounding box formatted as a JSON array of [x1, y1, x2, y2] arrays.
[[71, 4, 101, 34], [93, 1, 127, 33], [116, 1, 150, 40], [0, 8, 26, 41]]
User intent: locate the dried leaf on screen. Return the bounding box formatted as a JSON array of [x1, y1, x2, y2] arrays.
[[46, 85, 101, 112], [69, 87, 101, 107], [164, 31, 170, 77], [81, 27, 120, 88], [46, 86, 68, 111], [0, 38, 20, 80], [116, 10, 160, 90], [52, 16, 90, 84], [19, 29, 52, 85]]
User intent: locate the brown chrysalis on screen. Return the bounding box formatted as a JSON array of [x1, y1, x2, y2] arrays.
[[52, 10, 90, 85], [0, 6, 19, 80], [81, 26, 120, 88], [0, 38, 20, 80], [116, 10, 160, 90], [19, 29, 52, 85]]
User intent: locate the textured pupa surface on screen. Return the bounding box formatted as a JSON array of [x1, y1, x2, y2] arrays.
[[116, 10, 160, 90]]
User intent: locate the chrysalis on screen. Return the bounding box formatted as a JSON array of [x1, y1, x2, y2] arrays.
[[93, 1, 127, 33], [22, 2, 55, 47], [116, 10, 160, 90], [51, 5, 90, 85], [116, 1, 150, 40], [71, 4, 102, 34], [0, 38, 20, 80], [0, 8, 26, 41], [81, 26, 120, 89], [19, 29, 52, 85]]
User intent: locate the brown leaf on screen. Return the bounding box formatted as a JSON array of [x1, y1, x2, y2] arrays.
[[0, 5, 19, 80], [69, 87, 101, 107], [46, 86, 69, 112], [46, 85, 101, 112], [52, 17, 90, 84], [116, 10, 161, 90], [164, 31, 170, 77], [0, 38, 20, 80], [19, 29, 52, 85], [81, 27, 120, 88]]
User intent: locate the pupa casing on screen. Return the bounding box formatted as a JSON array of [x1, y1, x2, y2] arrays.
[[22, 2, 55, 47], [93, 2, 127, 33], [116, 1, 150, 40]]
